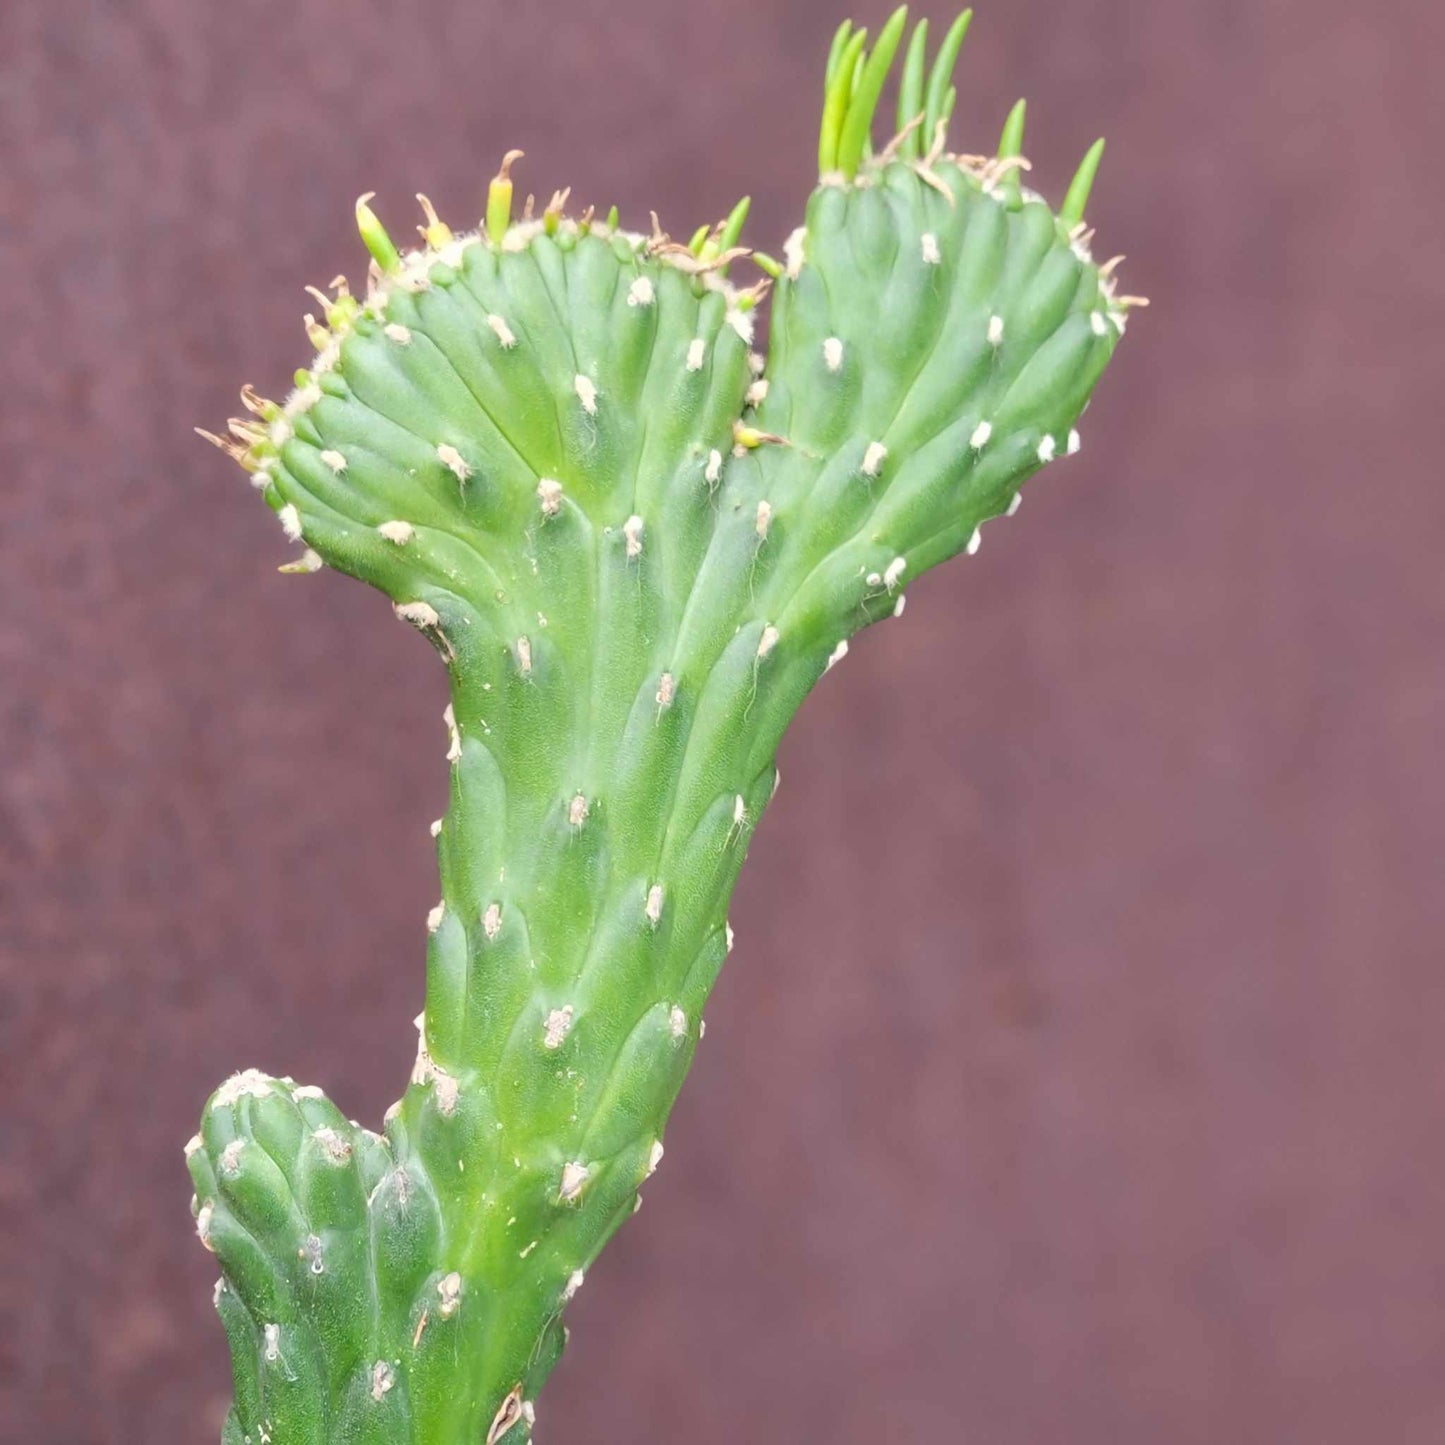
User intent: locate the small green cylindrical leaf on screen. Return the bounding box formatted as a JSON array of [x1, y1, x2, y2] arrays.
[[998, 98, 1027, 202], [355, 194, 401, 274], [1060, 138, 1107, 230], [836, 6, 909, 178], [896, 17, 930, 158], [818, 28, 868, 175], [923, 9, 972, 145]]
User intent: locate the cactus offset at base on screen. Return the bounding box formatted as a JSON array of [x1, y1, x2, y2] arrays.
[[191, 9, 1138, 1441]]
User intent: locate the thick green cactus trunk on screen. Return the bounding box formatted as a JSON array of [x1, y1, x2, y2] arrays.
[[190, 10, 1137, 1441]]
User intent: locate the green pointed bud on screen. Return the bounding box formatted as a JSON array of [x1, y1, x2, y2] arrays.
[[486, 149, 523, 246], [897, 17, 930, 158], [687, 223, 712, 255], [998, 98, 1027, 201], [606, 204, 621, 230], [1060, 138, 1106, 230], [751, 251, 783, 279], [354, 193, 401, 274], [923, 9, 972, 146]]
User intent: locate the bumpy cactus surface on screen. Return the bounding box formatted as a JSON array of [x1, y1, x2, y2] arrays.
[[191, 10, 1138, 1441]]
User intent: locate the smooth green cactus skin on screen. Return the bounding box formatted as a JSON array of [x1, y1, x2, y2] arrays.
[[192, 11, 1136, 1442]]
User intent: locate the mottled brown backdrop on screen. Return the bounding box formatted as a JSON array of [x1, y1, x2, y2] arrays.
[[2, 0, 1442, 1440]]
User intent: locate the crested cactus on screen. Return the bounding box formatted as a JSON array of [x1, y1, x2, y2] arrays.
[[192, 10, 1139, 1441]]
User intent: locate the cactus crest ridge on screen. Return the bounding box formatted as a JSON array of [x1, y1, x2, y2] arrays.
[[192, 10, 1139, 1442]]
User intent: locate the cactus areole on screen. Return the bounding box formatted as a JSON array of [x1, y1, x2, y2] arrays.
[[191, 10, 1138, 1441]]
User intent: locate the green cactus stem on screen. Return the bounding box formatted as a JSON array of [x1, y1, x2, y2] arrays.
[[191, 10, 1139, 1442]]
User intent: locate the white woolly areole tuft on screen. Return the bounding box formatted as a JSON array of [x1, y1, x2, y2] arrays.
[[487, 314, 517, 348], [921, 232, 941, 265], [733, 794, 746, 826], [285, 383, 321, 418], [313, 1127, 352, 1165], [669, 1005, 687, 1038], [1007, 490, 1023, 517], [437, 1272, 462, 1318], [574, 374, 598, 414], [704, 449, 723, 485], [196, 1200, 215, 1250], [263, 1324, 281, 1362], [784, 226, 807, 278], [656, 671, 675, 708], [1091, 311, 1109, 336], [726, 308, 754, 344], [1068, 428, 1082, 455], [371, 1361, 395, 1402], [686, 337, 707, 371], [219, 1139, 246, 1177], [1037, 435, 1057, 463], [624, 514, 644, 559], [432, 1069, 459, 1116], [862, 441, 887, 477], [516, 636, 532, 675], [184, 1133, 204, 1159], [282, 548, 323, 573], [383, 323, 412, 345], [278, 504, 303, 541], [395, 600, 440, 629], [443, 702, 461, 762], [757, 624, 779, 659], [568, 793, 589, 828], [293, 1084, 325, 1101], [300, 1234, 325, 1275], [543, 1006, 574, 1049], [377, 520, 414, 544], [559, 1161, 590, 1202], [429, 817, 443, 837], [826, 639, 848, 671], [755, 500, 772, 539], [883, 557, 906, 591], [214, 1069, 275, 1107], [426, 902, 445, 934], [627, 276, 655, 307], [320, 450, 347, 474], [988, 315, 1005, 347], [436, 443, 471, 481], [893, 593, 907, 618], [536, 477, 563, 515], [563, 1270, 585, 1302], [725, 921, 735, 952], [645, 884, 664, 925], [823, 336, 844, 372], [483, 902, 502, 940], [647, 1140, 665, 1175], [970, 420, 992, 450], [967, 527, 983, 555], [746, 378, 769, 406]]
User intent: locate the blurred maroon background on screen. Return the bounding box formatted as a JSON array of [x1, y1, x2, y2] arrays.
[[3, 1, 1443, 1441]]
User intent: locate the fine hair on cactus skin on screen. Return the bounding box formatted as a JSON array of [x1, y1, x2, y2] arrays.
[[192, 9, 1139, 1441]]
